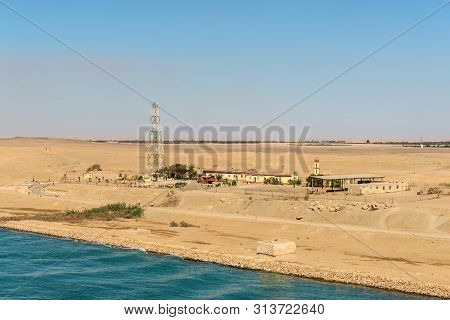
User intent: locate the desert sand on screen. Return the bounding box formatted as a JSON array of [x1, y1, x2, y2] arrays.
[[1, 138, 449, 297]]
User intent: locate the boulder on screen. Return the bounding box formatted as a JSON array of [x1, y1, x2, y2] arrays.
[[256, 239, 296, 256]]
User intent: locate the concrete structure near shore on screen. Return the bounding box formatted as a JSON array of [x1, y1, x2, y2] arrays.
[[257, 239, 296, 256]]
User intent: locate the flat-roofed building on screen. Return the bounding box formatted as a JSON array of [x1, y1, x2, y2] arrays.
[[202, 169, 298, 185], [308, 174, 408, 194], [348, 181, 409, 195]]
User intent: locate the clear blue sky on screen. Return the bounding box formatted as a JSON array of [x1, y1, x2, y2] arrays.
[[1, 0, 449, 140]]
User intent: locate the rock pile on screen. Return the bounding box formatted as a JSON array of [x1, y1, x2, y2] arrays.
[[308, 201, 345, 213], [361, 202, 392, 211]]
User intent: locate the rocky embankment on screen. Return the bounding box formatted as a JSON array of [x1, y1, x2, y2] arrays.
[[1, 220, 449, 299], [308, 201, 393, 212]]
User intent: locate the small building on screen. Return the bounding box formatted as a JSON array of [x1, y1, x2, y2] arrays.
[[83, 173, 94, 181], [308, 174, 408, 195], [348, 181, 409, 195], [197, 176, 216, 184], [202, 169, 299, 185], [309, 174, 385, 190]]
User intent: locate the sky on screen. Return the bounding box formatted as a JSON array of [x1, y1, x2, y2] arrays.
[[0, 0, 449, 141]]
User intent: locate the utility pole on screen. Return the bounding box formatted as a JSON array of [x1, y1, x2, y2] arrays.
[[146, 102, 165, 179]]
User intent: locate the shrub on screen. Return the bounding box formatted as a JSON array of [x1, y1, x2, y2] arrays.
[[264, 177, 282, 185], [179, 221, 193, 227], [288, 178, 302, 186], [87, 164, 102, 172], [59, 203, 144, 221], [175, 182, 187, 188], [169, 221, 179, 227]]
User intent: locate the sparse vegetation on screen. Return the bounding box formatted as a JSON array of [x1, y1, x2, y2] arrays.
[[87, 164, 102, 172], [220, 178, 238, 187], [264, 177, 282, 185], [179, 221, 193, 227], [288, 178, 302, 186], [62, 203, 143, 220], [15, 203, 146, 223], [159, 190, 180, 207], [175, 182, 187, 188], [168, 220, 195, 228], [427, 187, 442, 195], [155, 163, 198, 180]]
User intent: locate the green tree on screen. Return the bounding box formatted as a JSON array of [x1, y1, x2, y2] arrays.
[[187, 164, 198, 180], [264, 177, 282, 185], [288, 178, 302, 186]]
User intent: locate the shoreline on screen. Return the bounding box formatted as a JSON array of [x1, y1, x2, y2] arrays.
[[2, 222, 449, 299]]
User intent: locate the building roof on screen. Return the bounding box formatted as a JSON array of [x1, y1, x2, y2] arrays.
[[203, 169, 245, 174], [203, 169, 293, 177], [203, 169, 259, 175], [311, 174, 384, 180], [271, 173, 293, 177]]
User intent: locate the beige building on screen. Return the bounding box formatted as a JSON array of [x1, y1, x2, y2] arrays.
[[348, 181, 409, 195], [203, 169, 298, 185], [308, 174, 409, 195], [83, 173, 93, 180]]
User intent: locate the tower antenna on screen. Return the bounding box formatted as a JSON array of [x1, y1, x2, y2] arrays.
[[146, 102, 165, 179]]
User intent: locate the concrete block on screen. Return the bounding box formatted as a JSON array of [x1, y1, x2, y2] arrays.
[[256, 239, 296, 256]]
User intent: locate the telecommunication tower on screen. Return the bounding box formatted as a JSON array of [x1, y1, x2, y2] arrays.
[[146, 102, 165, 179]]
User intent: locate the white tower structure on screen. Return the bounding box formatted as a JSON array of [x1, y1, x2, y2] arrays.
[[313, 158, 320, 176], [146, 102, 165, 179]]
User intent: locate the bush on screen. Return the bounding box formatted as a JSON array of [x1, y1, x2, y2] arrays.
[[179, 221, 192, 227], [60, 203, 144, 221], [87, 164, 102, 172], [175, 182, 187, 188], [169, 221, 179, 227], [264, 177, 282, 185], [288, 178, 302, 186]]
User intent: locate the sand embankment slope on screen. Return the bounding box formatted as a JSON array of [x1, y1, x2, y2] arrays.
[[1, 138, 450, 297]]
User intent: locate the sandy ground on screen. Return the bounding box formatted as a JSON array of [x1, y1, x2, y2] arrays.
[[0, 138, 450, 297]]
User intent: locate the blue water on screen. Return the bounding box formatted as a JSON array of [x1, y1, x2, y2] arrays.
[[0, 229, 425, 300]]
